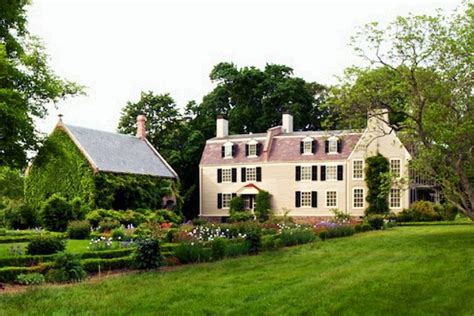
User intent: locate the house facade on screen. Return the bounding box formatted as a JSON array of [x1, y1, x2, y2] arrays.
[[199, 110, 411, 221]]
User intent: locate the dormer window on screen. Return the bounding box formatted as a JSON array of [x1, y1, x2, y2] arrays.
[[325, 136, 341, 154], [300, 136, 315, 155], [221, 141, 235, 159], [245, 139, 262, 157]]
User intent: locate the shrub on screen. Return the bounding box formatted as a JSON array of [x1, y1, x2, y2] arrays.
[[3, 201, 39, 230], [134, 238, 161, 269], [86, 209, 124, 227], [210, 238, 228, 260], [26, 235, 66, 255], [192, 218, 208, 226], [81, 248, 134, 260], [331, 208, 352, 225], [0, 265, 49, 283], [225, 241, 250, 257], [40, 194, 74, 231], [174, 243, 212, 263], [319, 226, 356, 240], [67, 220, 90, 239], [245, 226, 262, 254], [0, 254, 56, 268], [70, 197, 90, 220], [98, 219, 121, 232], [397, 201, 441, 222], [154, 209, 183, 224], [230, 196, 245, 213], [46, 252, 86, 283], [435, 204, 459, 221], [111, 227, 128, 240], [229, 211, 253, 222], [82, 257, 134, 273], [279, 228, 316, 246], [122, 210, 148, 226], [16, 273, 45, 285], [367, 215, 384, 230], [254, 190, 272, 222], [355, 223, 372, 233]]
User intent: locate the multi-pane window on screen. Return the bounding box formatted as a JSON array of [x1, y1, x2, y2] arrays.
[[353, 188, 364, 208], [326, 165, 337, 180], [301, 191, 312, 207], [328, 139, 338, 153], [222, 193, 232, 208], [353, 160, 364, 179], [390, 159, 401, 178], [303, 141, 312, 154], [248, 144, 257, 156], [222, 168, 232, 183], [224, 144, 233, 158], [326, 191, 337, 207], [246, 167, 256, 181], [301, 166, 312, 181], [390, 188, 401, 208]]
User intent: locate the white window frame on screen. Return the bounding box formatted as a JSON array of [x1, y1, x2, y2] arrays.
[[245, 167, 257, 182], [325, 190, 338, 208], [300, 191, 312, 208], [352, 159, 364, 180], [247, 139, 258, 158], [223, 141, 233, 159], [390, 159, 402, 179], [352, 187, 364, 209], [300, 166, 312, 181], [326, 165, 337, 181], [302, 136, 314, 155], [328, 136, 338, 154], [222, 193, 232, 209], [389, 188, 402, 209], [221, 168, 232, 183]]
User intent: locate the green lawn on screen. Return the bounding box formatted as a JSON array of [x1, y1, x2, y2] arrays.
[[0, 240, 92, 257], [1, 225, 473, 315]]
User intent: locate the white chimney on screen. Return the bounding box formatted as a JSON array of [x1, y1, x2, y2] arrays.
[[367, 108, 390, 132], [136, 114, 147, 139], [282, 111, 293, 133], [216, 115, 228, 138]]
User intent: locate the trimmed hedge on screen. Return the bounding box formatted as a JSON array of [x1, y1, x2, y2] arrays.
[[0, 236, 33, 244], [81, 248, 134, 260], [0, 254, 56, 268], [82, 256, 134, 273], [0, 264, 52, 282]]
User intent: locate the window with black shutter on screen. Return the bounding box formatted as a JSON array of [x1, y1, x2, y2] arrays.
[[256, 167, 262, 182], [295, 166, 301, 181], [232, 193, 237, 198], [312, 140, 316, 154], [232, 144, 236, 157], [245, 144, 249, 156], [231, 168, 237, 182], [311, 191, 318, 208], [295, 191, 301, 208], [337, 165, 343, 180], [325, 140, 329, 153], [300, 141, 304, 154], [312, 166, 318, 181], [217, 168, 222, 183], [256, 143, 262, 156], [217, 193, 222, 209], [337, 140, 342, 153], [221, 146, 225, 158], [321, 165, 326, 181], [241, 168, 246, 182]]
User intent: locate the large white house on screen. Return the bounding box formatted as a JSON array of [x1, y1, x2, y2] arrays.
[[199, 110, 411, 222]]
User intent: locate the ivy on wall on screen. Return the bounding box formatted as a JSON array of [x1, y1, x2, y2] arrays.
[[365, 153, 391, 215]]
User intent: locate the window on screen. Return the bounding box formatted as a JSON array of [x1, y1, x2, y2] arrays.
[[246, 167, 256, 181], [301, 166, 312, 181], [326, 165, 337, 180], [248, 144, 257, 156], [222, 168, 232, 183], [326, 191, 337, 207], [390, 188, 401, 208], [222, 193, 232, 209], [301, 191, 312, 207], [390, 159, 401, 178], [353, 188, 364, 208], [353, 160, 364, 179], [328, 140, 337, 153], [224, 144, 233, 158], [303, 140, 314, 155]]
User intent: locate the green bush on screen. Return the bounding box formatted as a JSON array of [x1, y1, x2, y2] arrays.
[[3, 201, 39, 229], [46, 252, 86, 283], [82, 257, 134, 273], [16, 273, 45, 285], [0, 265, 49, 283], [210, 238, 228, 260], [228, 197, 253, 222], [122, 210, 148, 226], [245, 226, 262, 254], [67, 220, 90, 239], [86, 209, 124, 227], [355, 223, 372, 233], [134, 238, 161, 269], [365, 154, 391, 215], [228, 211, 253, 222], [174, 243, 212, 263], [320, 226, 356, 240], [70, 197, 90, 220], [40, 194, 74, 232], [254, 190, 272, 222], [225, 241, 250, 257], [154, 209, 183, 224], [192, 218, 208, 226], [98, 219, 121, 232], [261, 234, 280, 251], [26, 235, 66, 255], [81, 248, 134, 260], [367, 215, 385, 230], [279, 228, 316, 246], [434, 204, 459, 221], [0, 254, 56, 268], [397, 201, 441, 222]]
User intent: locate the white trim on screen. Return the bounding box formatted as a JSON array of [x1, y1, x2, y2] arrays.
[[300, 190, 313, 208], [325, 190, 338, 208], [352, 187, 365, 209], [352, 159, 364, 180], [221, 168, 233, 183], [390, 158, 402, 179], [221, 193, 233, 209], [389, 188, 402, 209], [325, 165, 338, 181]]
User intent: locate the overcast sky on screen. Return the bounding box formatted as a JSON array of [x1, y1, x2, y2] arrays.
[[28, 0, 460, 135]]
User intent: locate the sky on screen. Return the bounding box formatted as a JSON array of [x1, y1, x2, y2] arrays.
[[28, 0, 461, 135]]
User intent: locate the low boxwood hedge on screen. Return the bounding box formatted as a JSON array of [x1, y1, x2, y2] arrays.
[[80, 248, 134, 259], [81, 256, 134, 273], [0, 254, 57, 268], [0, 264, 52, 282]]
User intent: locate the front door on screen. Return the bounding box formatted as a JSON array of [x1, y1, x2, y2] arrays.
[[242, 195, 255, 211]]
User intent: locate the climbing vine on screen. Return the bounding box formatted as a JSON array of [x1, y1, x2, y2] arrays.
[[365, 153, 391, 215]]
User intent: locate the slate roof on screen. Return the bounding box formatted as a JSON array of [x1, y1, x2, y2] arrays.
[[63, 124, 177, 178]]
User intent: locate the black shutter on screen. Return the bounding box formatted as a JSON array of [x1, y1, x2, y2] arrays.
[[221, 146, 225, 158], [241, 168, 246, 182], [232, 144, 236, 157], [312, 140, 316, 154], [245, 144, 249, 156], [337, 140, 342, 153], [217, 169, 222, 183], [295, 191, 301, 208], [256, 143, 262, 156], [325, 140, 329, 153], [256, 167, 262, 182], [337, 165, 343, 181], [295, 166, 301, 181], [312, 166, 318, 181], [232, 193, 236, 198], [300, 141, 304, 154], [232, 168, 237, 182], [321, 165, 326, 181], [217, 193, 222, 209], [311, 191, 318, 208]]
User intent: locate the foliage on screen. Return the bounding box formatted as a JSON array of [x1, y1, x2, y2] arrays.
[[192, 218, 208, 226], [329, 4, 474, 220], [366, 215, 385, 230], [98, 219, 121, 232], [26, 235, 66, 255], [154, 209, 183, 224], [278, 227, 316, 246], [46, 252, 86, 283], [316, 223, 356, 240], [88, 237, 115, 251], [81, 257, 134, 273], [174, 242, 212, 264], [254, 190, 272, 222], [67, 220, 90, 239], [365, 154, 391, 215], [224, 241, 250, 257], [2, 200, 38, 229], [397, 201, 441, 222], [244, 225, 262, 254], [134, 238, 161, 269], [210, 237, 228, 260], [80, 248, 134, 260], [434, 204, 460, 221], [354, 223, 372, 233], [0, 166, 24, 210], [39, 194, 75, 232], [330, 208, 352, 225], [0, 265, 47, 283], [16, 273, 45, 285], [229, 196, 245, 213]]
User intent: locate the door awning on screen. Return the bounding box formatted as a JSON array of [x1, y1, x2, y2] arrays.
[[236, 183, 261, 195]]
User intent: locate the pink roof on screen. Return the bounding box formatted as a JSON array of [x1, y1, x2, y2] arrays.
[[200, 133, 362, 165]]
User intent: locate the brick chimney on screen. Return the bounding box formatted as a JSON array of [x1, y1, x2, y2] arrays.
[[136, 114, 147, 139], [216, 115, 228, 138]]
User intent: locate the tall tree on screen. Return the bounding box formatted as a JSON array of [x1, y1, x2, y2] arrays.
[[330, 3, 474, 219], [0, 0, 82, 169]]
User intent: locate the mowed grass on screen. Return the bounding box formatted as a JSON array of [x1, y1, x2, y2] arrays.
[[1, 225, 473, 315]]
